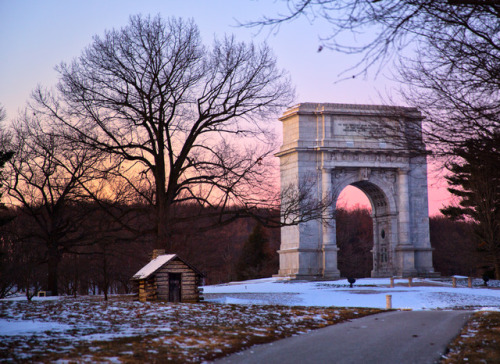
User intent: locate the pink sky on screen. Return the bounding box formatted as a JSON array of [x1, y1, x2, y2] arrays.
[[339, 183, 450, 216], [338, 160, 452, 216], [0, 1, 451, 216]]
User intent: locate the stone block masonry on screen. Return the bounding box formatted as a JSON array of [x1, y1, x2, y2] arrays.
[[276, 103, 437, 279]]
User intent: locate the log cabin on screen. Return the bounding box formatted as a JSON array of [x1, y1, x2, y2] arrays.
[[131, 250, 204, 303]]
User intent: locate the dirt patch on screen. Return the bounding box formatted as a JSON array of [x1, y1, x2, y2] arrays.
[[441, 310, 500, 363]]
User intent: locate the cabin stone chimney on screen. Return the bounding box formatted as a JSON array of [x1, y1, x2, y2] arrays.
[[151, 249, 166, 260]]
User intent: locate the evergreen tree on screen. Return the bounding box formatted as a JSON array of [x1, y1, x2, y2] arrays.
[[235, 224, 268, 281], [441, 133, 500, 279]]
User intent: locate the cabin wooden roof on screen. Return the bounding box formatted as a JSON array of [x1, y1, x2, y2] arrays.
[[131, 254, 204, 280]]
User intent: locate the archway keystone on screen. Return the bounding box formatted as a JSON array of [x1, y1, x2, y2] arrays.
[[277, 103, 437, 279]]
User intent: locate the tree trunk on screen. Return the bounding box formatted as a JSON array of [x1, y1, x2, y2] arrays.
[[47, 244, 60, 295], [154, 144, 169, 250], [73, 254, 78, 298], [102, 251, 108, 301], [156, 201, 167, 250], [494, 255, 500, 281]]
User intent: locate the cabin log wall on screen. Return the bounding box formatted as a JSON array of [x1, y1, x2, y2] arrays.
[[136, 257, 202, 303]]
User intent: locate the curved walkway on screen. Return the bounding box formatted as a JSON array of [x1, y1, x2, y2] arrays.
[[213, 310, 472, 364]]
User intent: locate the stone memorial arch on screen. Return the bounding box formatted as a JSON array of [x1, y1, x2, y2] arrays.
[[277, 103, 437, 279]]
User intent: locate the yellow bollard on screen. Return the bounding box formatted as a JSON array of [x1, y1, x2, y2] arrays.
[[452, 277, 457, 288], [468, 277, 472, 288], [390, 277, 394, 288], [408, 277, 413, 287], [386, 295, 392, 309]]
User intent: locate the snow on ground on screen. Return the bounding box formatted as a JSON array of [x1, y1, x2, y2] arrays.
[[1, 277, 499, 362], [203, 277, 500, 310], [0, 297, 378, 362], [0, 320, 73, 336]]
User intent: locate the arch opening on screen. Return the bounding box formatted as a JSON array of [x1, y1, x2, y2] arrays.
[[334, 181, 395, 278], [336, 186, 373, 278]]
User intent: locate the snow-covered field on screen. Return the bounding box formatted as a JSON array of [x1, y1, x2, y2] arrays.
[[203, 277, 500, 310], [1, 277, 499, 362], [0, 296, 379, 362]]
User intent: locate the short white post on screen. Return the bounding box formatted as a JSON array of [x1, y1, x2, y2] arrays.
[[386, 295, 392, 309]]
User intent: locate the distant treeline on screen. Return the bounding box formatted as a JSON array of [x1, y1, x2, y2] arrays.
[[0, 203, 485, 298], [0, 202, 280, 298], [335, 208, 483, 278]]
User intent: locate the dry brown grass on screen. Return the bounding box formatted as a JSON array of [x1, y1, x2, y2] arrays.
[[441, 311, 500, 363], [0, 297, 383, 363]]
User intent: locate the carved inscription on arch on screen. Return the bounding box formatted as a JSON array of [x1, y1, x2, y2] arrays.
[[334, 117, 385, 137], [325, 151, 408, 164]]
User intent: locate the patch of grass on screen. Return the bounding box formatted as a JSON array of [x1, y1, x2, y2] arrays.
[[441, 311, 500, 363], [0, 298, 382, 363]]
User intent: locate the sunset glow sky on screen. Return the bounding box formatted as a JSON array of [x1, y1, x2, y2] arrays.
[[0, 0, 451, 215]]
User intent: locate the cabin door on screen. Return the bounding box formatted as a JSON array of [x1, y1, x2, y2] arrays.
[[168, 273, 182, 302]]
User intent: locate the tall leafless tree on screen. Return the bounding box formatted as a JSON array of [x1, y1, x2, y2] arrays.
[[247, 1, 500, 154], [1, 109, 109, 295], [247, 1, 499, 74], [397, 7, 499, 155], [0, 103, 14, 224], [32, 15, 336, 250], [0, 103, 17, 298]]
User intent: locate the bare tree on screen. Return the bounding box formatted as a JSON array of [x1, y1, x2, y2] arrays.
[[246, 1, 499, 75], [247, 1, 500, 154], [1, 110, 108, 295], [33, 15, 318, 250], [0, 104, 16, 298], [397, 7, 500, 155], [0, 104, 14, 226]]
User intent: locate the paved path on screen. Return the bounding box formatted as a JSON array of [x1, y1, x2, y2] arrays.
[[213, 310, 472, 364]]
